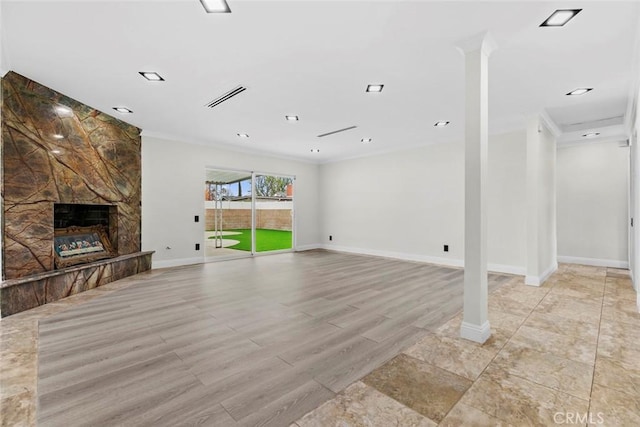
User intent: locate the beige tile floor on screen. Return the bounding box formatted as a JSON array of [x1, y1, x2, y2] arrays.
[[294, 264, 640, 427]]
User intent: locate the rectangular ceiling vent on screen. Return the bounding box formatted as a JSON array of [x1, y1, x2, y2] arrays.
[[317, 125, 358, 138], [205, 85, 247, 109]]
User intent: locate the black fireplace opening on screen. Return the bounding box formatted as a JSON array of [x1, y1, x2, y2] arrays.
[[54, 203, 111, 229], [53, 203, 118, 269]]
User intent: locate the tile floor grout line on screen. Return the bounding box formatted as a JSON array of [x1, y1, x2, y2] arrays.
[[586, 274, 607, 419], [442, 276, 556, 424]]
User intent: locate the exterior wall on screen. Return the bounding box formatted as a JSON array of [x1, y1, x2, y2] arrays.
[[1, 72, 141, 279], [142, 135, 320, 268]]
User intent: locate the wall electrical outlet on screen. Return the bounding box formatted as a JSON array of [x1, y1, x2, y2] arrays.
[[195, 243, 200, 250], [329, 235, 333, 241], [194, 215, 199, 222], [444, 244, 449, 252]]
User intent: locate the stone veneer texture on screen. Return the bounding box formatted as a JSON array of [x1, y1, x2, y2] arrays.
[[1, 72, 142, 279]]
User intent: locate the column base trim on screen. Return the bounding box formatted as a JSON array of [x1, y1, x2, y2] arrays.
[[460, 320, 491, 344], [525, 262, 558, 287]]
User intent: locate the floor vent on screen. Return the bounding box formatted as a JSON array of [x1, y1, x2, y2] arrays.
[[317, 125, 357, 138], [205, 86, 247, 109]]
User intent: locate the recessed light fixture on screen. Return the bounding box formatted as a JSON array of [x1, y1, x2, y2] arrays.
[[361, 138, 373, 144], [54, 105, 73, 117], [237, 133, 249, 138], [540, 9, 581, 27], [434, 121, 450, 127], [582, 132, 600, 138], [366, 84, 384, 93], [200, 0, 231, 13], [139, 71, 164, 81], [52, 134, 64, 140], [310, 149, 320, 153], [566, 88, 593, 96], [285, 115, 299, 121], [113, 107, 133, 114]]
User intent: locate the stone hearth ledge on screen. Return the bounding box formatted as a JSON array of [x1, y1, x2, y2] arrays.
[[0, 251, 154, 317]]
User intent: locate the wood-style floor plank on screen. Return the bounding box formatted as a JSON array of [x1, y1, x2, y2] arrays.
[[37, 250, 510, 426]]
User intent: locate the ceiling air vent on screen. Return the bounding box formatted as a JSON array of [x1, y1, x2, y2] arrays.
[[205, 86, 247, 109], [317, 126, 358, 138]]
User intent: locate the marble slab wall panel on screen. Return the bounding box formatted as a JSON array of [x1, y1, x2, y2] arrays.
[[1, 72, 142, 279], [0, 252, 153, 317]]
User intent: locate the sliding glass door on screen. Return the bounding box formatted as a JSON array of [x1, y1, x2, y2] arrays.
[[204, 169, 253, 260], [204, 168, 294, 260], [254, 174, 294, 253]]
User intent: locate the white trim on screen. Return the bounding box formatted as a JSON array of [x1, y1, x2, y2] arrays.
[[320, 244, 526, 275], [557, 256, 629, 269], [323, 244, 464, 269], [460, 320, 491, 344], [525, 262, 558, 286], [142, 130, 318, 164], [296, 244, 323, 252], [0, 68, 8, 78], [540, 109, 562, 138], [153, 257, 203, 269], [487, 263, 526, 276], [455, 31, 498, 57]]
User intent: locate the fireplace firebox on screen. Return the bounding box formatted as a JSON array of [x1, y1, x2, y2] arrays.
[[53, 204, 118, 269]]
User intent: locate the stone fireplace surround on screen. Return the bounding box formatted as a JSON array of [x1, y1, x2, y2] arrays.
[[1, 71, 153, 317]]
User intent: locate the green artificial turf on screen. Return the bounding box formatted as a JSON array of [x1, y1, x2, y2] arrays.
[[209, 229, 292, 252]]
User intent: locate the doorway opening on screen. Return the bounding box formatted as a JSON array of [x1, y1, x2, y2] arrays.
[[204, 168, 294, 260]]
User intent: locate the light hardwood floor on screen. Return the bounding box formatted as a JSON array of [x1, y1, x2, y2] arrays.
[[36, 250, 511, 426]]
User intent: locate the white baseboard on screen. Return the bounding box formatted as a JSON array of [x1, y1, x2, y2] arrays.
[[321, 244, 525, 275], [525, 262, 558, 286], [321, 244, 464, 269], [460, 320, 491, 344], [295, 244, 323, 252], [153, 257, 203, 269], [557, 256, 629, 269], [488, 263, 526, 276]]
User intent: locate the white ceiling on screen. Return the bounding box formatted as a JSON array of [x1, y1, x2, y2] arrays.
[[2, 0, 639, 163]]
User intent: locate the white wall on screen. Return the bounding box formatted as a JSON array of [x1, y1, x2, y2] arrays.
[[488, 131, 527, 271], [525, 118, 558, 285], [142, 135, 321, 268], [557, 141, 629, 267], [320, 130, 528, 274], [539, 124, 558, 274]]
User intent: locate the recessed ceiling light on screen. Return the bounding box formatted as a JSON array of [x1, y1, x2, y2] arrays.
[[361, 138, 373, 144], [52, 134, 64, 140], [540, 9, 581, 27], [310, 149, 320, 153], [200, 0, 231, 13], [113, 107, 133, 114], [566, 88, 593, 96], [139, 71, 164, 81], [582, 132, 600, 138], [285, 115, 299, 121], [366, 84, 384, 93], [237, 133, 249, 138], [54, 105, 73, 117], [434, 121, 450, 127]]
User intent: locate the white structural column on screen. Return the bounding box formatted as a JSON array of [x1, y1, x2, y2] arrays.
[[457, 32, 496, 344]]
